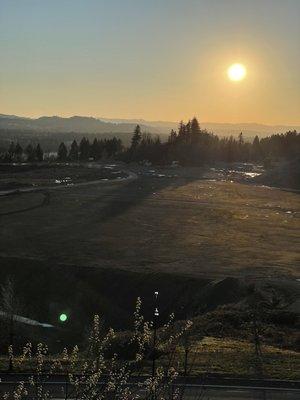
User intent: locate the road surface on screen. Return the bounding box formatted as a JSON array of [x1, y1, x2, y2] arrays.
[[0, 374, 299, 399]]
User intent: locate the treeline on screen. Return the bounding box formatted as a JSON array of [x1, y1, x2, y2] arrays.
[[0, 142, 44, 162], [125, 119, 300, 165], [1, 118, 299, 165], [0, 137, 123, 163], [57, 137, 123, 161]]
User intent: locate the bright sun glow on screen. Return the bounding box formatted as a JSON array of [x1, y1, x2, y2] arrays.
[[227, 63, 247, 81]]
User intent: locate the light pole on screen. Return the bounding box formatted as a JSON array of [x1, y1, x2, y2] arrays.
[[152, 291, 159, 400]]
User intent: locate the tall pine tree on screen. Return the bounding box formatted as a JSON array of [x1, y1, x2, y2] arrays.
[[79, 137, 90, 160], [131, 125, 142, 150], [35, 144, 43, 162], [57, 142, 68, 161], [69, 140, 79, 161], [25, 144, 35, 162]]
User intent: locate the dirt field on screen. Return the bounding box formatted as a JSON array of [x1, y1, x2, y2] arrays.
[[0, 164, 299, 279], [0, 163, 128, 191]]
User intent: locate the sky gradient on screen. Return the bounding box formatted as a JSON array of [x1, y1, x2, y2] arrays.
[[1, 0, 299, 124]]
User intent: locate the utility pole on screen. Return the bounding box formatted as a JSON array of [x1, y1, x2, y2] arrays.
[[152, 291, 159, 400]]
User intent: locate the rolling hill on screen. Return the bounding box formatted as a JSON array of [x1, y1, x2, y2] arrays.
[[1, 114, 299, 138]]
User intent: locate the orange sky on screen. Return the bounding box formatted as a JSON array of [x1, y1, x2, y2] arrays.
[[1, 0, 299, 125]]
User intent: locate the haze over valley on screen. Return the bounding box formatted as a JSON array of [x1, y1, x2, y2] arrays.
[[1, 113, 299, 137]]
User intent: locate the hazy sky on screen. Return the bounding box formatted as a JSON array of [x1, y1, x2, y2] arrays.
[[1, 0, 299, 124]]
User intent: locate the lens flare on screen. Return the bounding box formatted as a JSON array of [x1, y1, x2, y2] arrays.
[[59, 313, 68, 322]]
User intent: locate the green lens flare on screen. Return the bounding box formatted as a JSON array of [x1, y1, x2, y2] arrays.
[[59, 313, 68, 322]]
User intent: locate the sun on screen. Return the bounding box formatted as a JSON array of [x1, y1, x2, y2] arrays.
[[227, 63, 247, 81]]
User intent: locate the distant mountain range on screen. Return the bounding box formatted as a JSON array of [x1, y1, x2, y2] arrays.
[[0, 114, 299, 139]]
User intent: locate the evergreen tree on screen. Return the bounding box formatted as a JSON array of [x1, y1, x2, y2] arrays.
[[131, 125, 142, 150], [25, 144, 35, 162], [185, 120, 191, 143], [191, 117, 201, 138], [8, 142, 16, 158], [69, 140, 79, 161], [105, 137, 123, 157], [238, 132, 244, 146], [178, 121, 186, 141], [113, 138, 122, 156], [14, 143, 23, 161], [226, 136, 236, 163], [154, 135, 161, 145], [35, 144, 44, 162], [57, 142, 68, 161], [252, 135, 262, 161], [79, 137, 90, 160], [91, 138, 103, 160], [168, 129, 177, 144]]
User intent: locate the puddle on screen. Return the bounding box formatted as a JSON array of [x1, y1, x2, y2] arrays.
[[55, 177, 72, 184], [260, 185, 274, 190], [244, 172, 262, 178], [228, 170, 262, 178]]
